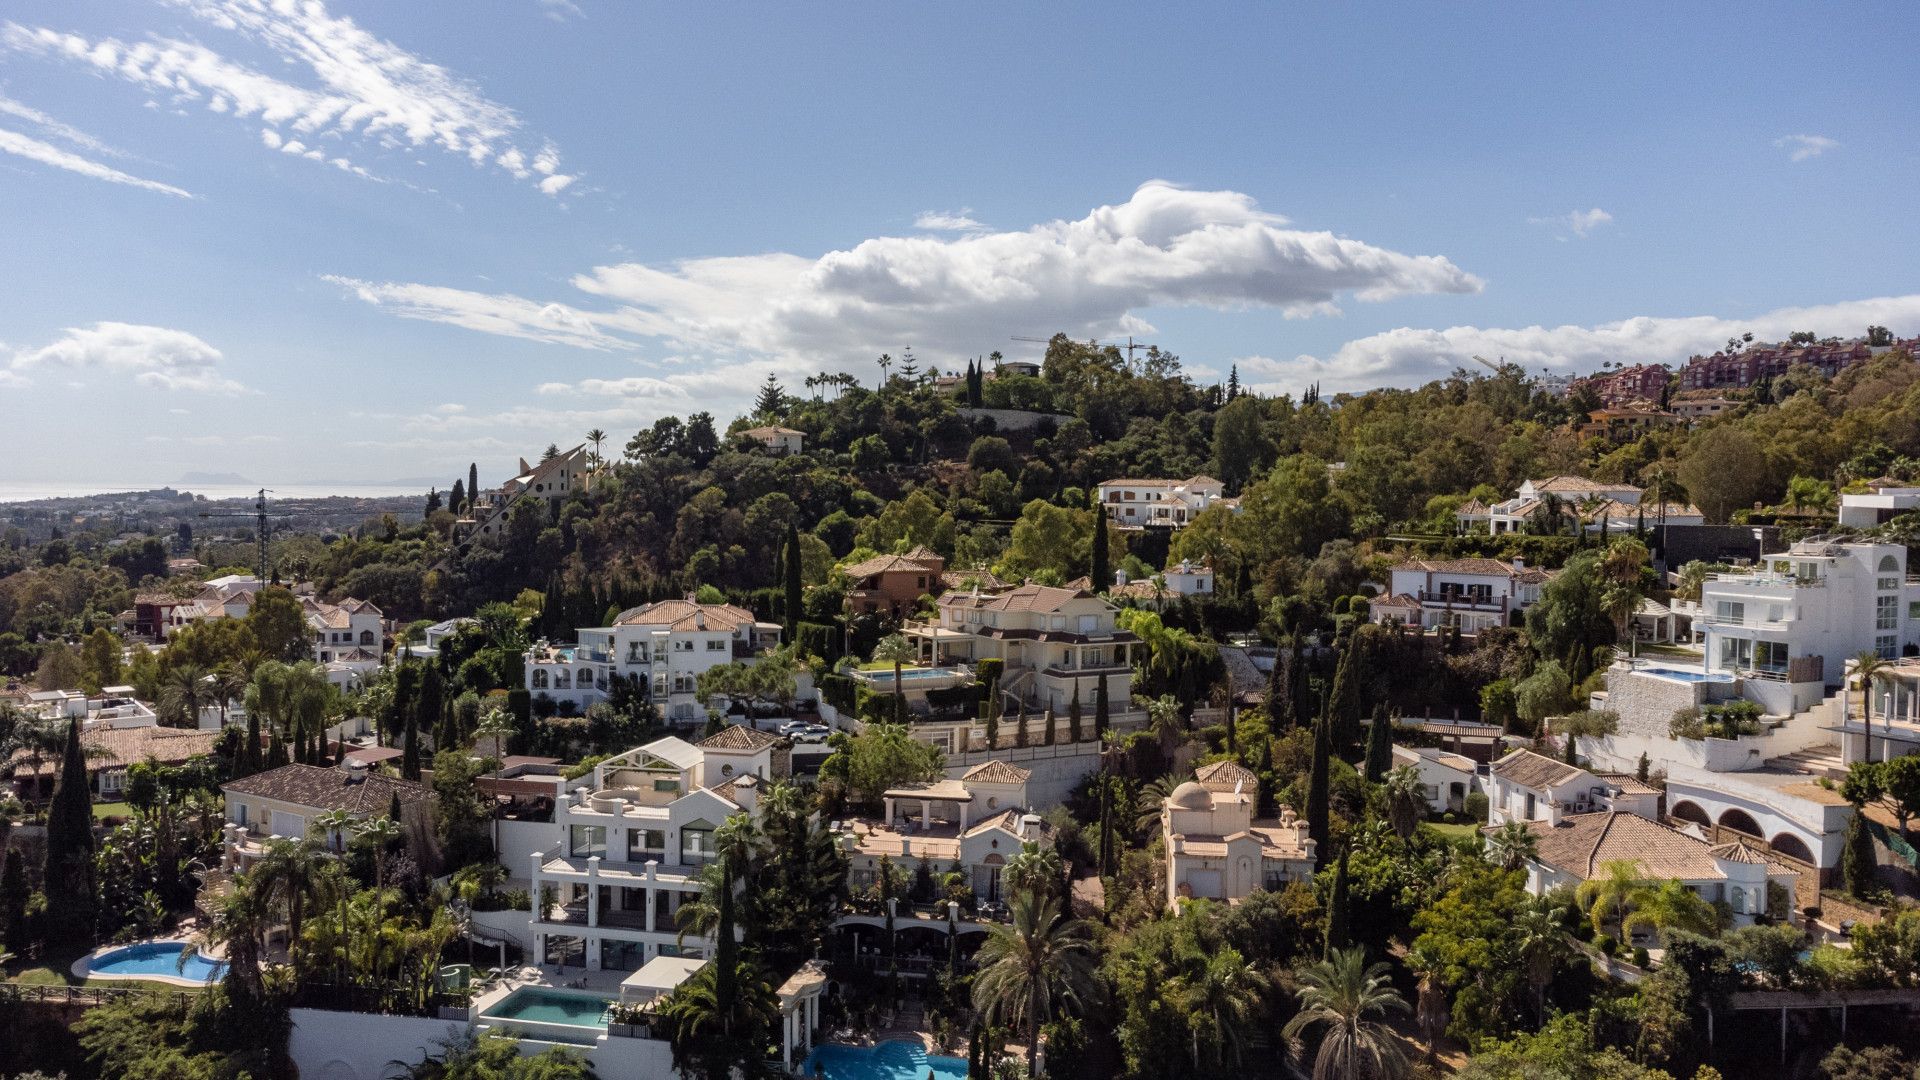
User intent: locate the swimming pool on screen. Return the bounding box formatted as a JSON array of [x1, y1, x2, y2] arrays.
[[1641, 666, 1734, 684], [803, 1041, 968, 1080], [861, 667, 961, 683], [481, 986, 614, 1029], [80, 941, 226, 985]]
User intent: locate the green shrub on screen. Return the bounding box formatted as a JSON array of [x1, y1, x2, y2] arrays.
[[1464, 791, 1489, 822]]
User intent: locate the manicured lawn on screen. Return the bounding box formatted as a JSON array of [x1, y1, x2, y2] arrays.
[[92, 801, 134, 821], [1424, 821, 1482, 842], [5, 943, 153, 988]]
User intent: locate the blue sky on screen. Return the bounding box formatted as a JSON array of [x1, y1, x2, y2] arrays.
[[2, 1, 1917, 488]]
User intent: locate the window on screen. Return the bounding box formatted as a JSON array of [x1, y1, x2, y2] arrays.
[[653, 777, 681, 794], [1878, 635, 1899, 660], [234, 803, 248, 826], [1910, 601, 1920, 621], [674, 640, 693, 652], [532, 669, 549, 689], [681, 825, 715, 865], [570, 825, 606, 859], [360, 630, 375, 645], [706, 639, 726, 651], [1878, 595, 1898, 631], [1715, 601, 1746, 625], [628, 829, 666, 861]]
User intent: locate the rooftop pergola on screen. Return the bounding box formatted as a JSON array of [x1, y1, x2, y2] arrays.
[[883, 779, 976, 831]]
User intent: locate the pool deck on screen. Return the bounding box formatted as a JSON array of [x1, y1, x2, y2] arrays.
[[71, 939, 223, 989], [471, 963, 632, 1015]]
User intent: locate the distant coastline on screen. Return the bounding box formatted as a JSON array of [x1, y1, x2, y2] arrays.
[[0, 481, 432, 504]]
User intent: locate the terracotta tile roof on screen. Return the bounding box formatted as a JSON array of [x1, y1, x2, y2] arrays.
[[939, 567, 1010, 593], [1195, 759, 1259, 793], [963, 808, 1049, 840], [612, 600, 758, 632], [1519, 811, 1787, 881], [1455, 500, 1491, 515], [1530, 476, 1636, 495], [1185, 474, 1222, 487], [697, 724, 781, 752], [224, 763, 431, 813], [742, 425, 804, 437], [843, 553, 942, 579], [938, 583, 1088, 614], [1099, 478, 1178, 489], [961, 760, 1031, 784], [11, 724, 220, 778], [1391, 557, 1528, 577], [1369, 593, 1421, 608], [1491, 749, 1586, 790]]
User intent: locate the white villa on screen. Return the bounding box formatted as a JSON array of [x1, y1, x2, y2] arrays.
[[456, 445, 590, 546], [1696, 539, 1920, 686], [1484, 750, 1659, 827], [740, 425, 806, 455], [1095, 475, 1239, 529], [1509, 811, 1799, 927], [525, 727, 785, 971], [1838, 478, 1920, 529], [524, 598, 784, 722], [906, 583, 1144, 728], [1367, 557, 1554, 633], [1161, 759, 1316, 908], [1391, 745, 1479, 814], [1457, 476, 1644, 535], [220, 762, 435, 872], [841, 760, 1050, 907]]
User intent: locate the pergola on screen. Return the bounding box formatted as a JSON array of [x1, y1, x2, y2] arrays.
[[882, 779, 976, 832]]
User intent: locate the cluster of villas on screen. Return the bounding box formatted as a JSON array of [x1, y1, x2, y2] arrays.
[[522, 597, 787, 722], [131, 572, 388, 689], [1454, 476, 1704, 536]]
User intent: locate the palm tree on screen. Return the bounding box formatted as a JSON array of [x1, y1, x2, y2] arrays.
[[159, 662, 210, 728], [1575, 859, 1643, 937], [1483, 820, 1538, 872], [1407, 945, 1448, 1065], [201, 876, 274, 999], [251, 836, 330, 968], [1145, 694, 1185, 758], [1620, 878, 1719, 941], [585, 428, 607, 472], [1002, 840, 1063, 903], [871, 635, 917, 723], [1182, 945, 1269, 1068], [1134, 772, 1194, 839], [211, 661, 250, 728], [475, 700, 516, 761], [971, 892, 1099, 1075], [1282, 947, 1410, 1080], [1854, 652, 1891, 766], [1513, 905, 1571, 1024], [1383, 764, 1425, 840], [656, 957, 779, 1077], [876, 352, 894, 390], [357, 815, 403, 902]]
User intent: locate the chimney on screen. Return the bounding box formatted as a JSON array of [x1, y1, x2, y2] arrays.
[[1512, 557, 1526, 570], [1114, 570, 1128, 586]]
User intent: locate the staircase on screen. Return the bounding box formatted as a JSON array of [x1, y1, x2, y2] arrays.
[[1768, 743, 1847, 780]]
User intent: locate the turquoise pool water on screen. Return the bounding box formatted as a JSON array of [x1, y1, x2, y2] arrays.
[[864, 667, 958, 683], [483, 987, 614, 1028], [1643, 667, 1734, 683], [88, 942, 226, 983], [803, 1041, 968, 1080]]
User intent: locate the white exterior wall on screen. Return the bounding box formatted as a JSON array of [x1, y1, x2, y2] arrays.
[[1700, 543, 1919, 686], [1663, 775, 1851, 868]]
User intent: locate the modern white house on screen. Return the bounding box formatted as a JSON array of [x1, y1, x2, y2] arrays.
[[1484, 750, 1659, 827], [1457, 476, 1645, 535], [401, 617, 477, 660], [525, 729, 783, 971], [1161, 761, 1315, 908], [307, 596, 384, 689], [1696, 539, 1920, 686], [1391, 745, 1479, 814], [906, 583, 1144, 726], [1838, 479, 1920, 529], [1095, 475, 1239, 528], [1368, 557, 1554, 633], [523, 598, 785, 722]]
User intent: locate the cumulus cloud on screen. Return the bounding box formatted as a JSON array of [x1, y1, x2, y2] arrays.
[[1530, 207, 1612, 238], [0, 126, 191, 197], [12, 322, 247, 393], [915, 208, 985, 232], [331, 181, 1482, 368], [1241, 293, 1920, 395], [2, 0, 574, 195], [1775, 134, 1839, 162]]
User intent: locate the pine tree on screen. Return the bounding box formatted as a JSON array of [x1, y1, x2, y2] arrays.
[[44, 718, 97, 942], [754, 374, 786, 418], [1089, 518, 1110, 594], [1843, 812, 1877, 898], [783, 522, 804, 639], [1307, 715, 1331, 868], [1364, 701, 1393, 783], [1323, 848, 1350, 957], [1636, 752, 1650, 783], [1067, 682, 1083, 744], [425, 488, 442, 516], [1094, 676, 1110, 741], [1226, 364, 1240, 401]]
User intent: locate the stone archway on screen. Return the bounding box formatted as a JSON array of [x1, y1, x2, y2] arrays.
[[1769, 833, 1815, 864], [1669, 800, 1710, 828]]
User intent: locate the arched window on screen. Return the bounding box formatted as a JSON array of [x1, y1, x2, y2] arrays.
[[1718, 808, 1764, 837], [1879, 555, 1900, 573], [1729, 886, 1747, 914], [532, 669, 549, 689], [359, 629, 375, 645], [1769, 833, 1815, 863], [1669, 801, 1711, 828]]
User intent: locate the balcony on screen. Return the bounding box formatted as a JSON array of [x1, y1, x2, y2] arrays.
[[1417, 591, 1507, 610]]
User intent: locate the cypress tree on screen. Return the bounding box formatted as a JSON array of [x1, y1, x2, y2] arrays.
[[44, 718, 97, 942], [1329, 629, 1365, 752], [1043, 707, 1056, 747], [1067, 682, 1083, 744], [1013, 703, 1028, 749], [1364, 701, 1393, 783], [1290, 634, 1314, 733], [1, 847, 27, 953], [1307, 715, 1331, 868], [242, 706, 263, 776], [1843, 812, 1877, 898], [416, 662, 445, 754], [1267, 645, 1292, 732], [1089, 518, 1110, 594], [450, 478, 466, 516], [1324, 848, 1350, 958], [983, 668, 1001, 749], [1097, 776, 1115, 879], [1093, 676, 1110, 741], [468, 462, 480, 511], [783, 522, 804, 639]]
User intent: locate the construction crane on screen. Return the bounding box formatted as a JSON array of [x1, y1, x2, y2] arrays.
[[1006, 330, 1152, 363], [1470, 354, 1503, 374], [196, 489, 334, 581]]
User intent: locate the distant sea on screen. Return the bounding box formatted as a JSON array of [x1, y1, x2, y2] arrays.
[[0, 481, 432, 504]]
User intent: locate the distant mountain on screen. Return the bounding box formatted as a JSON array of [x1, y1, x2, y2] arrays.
[[178, 471, 251, 485]]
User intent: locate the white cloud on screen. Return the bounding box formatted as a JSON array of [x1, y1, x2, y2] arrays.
[[0, 368, 28, 389], [2, 1, 573, 195], [1775, 134, 1839, 162], [539, 0, 585, 22], [1242, 293, 1920, 395], [12, 322, 247, 393], [0, 94, 127, 158], [1530, 207, 1612, 238], [0, 125, 192, 197], [915, 208, 985, 232], [331, 181, 1482, 375]]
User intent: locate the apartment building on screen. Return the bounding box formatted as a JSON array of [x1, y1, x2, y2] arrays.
[[524, 598, 784, 721], [1095, 475, 1239, 528], [1577, 363, 1670, 406], [1697, 540, 1920, 685], [1678, 340, 1874, 391]]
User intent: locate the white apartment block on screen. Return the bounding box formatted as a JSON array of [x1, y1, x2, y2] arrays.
[[907, 583, 1142, 724], [525, 729, 781, 971], [1096, 475, 1239, 528], [1697, 540, 1920, 685], [524, 598, 783, 722], [1368, 557, 1554, 633]]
